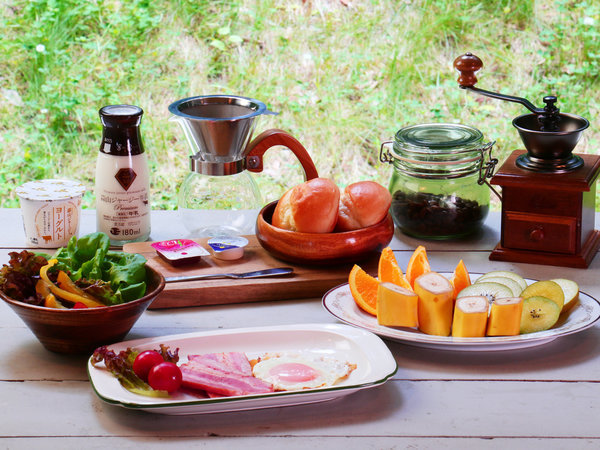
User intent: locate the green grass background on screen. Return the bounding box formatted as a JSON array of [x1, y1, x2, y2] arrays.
[[1, 0, 598, 210]]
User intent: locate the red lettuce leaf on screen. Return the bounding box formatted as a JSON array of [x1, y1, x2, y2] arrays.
[[0, 251, 48, 304]]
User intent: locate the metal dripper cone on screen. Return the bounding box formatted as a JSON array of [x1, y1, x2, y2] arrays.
[[169, 95, 277, 163]]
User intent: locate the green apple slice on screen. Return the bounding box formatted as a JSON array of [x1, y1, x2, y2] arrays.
[[477, 271, 528, 291], [521, 280, 565, 311], [550, 278, 579, 313]]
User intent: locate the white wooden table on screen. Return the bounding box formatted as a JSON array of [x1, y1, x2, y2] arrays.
[[1, 208, 600, 449]]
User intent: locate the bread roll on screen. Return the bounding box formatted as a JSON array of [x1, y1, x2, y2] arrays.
[[335, 181, 391, 232], [272, 178, 340, 233]]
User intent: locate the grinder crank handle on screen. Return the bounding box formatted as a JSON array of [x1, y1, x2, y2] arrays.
[[453, 52, 542, 114], [245, 129, 319, 181]]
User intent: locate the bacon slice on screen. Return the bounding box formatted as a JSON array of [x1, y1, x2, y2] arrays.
[[181, 352, 273, 397], [187, 352, 251, 375]]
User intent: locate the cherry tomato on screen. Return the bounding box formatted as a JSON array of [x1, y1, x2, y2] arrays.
[[133, 350, 164, 381], [147, 362, 182, 393]]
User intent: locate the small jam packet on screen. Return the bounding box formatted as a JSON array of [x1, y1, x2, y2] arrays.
[[151, 239, 209, 266]]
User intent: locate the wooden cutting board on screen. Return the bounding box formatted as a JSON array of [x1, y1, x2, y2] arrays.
[[123, 236, 377, 309]]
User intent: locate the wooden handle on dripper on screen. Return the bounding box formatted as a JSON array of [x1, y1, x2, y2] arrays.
[[245, 129, 319, 180]]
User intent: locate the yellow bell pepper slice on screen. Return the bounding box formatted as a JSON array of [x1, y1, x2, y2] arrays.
[[39, 260, 105, 308], [56, 270, 100, 301], [44, 293, 67, 309], [36, 279, 52, 298]]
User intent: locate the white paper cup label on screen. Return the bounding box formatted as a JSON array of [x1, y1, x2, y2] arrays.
[[16, 179, 85, 248]]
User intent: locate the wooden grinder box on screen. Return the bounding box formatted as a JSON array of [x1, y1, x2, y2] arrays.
[[489, 150, 600, 268]]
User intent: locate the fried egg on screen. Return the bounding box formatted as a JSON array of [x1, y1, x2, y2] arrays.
[[251, 352, 356, 391]]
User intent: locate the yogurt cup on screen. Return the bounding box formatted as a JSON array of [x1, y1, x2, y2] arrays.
[[16, 179, 86, 248]]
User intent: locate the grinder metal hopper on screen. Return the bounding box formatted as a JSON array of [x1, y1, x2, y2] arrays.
[[453, 52, 589, 173]]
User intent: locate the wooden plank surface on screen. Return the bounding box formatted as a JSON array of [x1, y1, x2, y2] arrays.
[[2, 379, 600, 440], [123, 236, 377, 309], [2, 208, 600, 448]]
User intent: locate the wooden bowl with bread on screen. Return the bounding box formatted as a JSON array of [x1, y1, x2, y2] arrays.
[[256, 178, 395, 265]]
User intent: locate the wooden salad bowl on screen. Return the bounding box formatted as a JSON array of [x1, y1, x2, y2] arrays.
[[0, 265, 165, 354], [256, 200, 395, 265]]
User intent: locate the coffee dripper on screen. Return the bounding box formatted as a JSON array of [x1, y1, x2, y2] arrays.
[[169, 95, 318, 237]]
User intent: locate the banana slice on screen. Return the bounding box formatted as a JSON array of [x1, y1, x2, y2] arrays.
[[452, 296, 488, 337]]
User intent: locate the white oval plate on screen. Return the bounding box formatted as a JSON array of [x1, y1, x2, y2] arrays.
[[87, 323, 397, 415], [322, 273, 600, 351]]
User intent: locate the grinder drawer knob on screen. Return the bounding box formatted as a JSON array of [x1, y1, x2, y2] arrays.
[[529, 227, 545, 242]]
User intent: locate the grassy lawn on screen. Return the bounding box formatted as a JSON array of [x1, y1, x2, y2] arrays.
[[1, 0, 598, 210]]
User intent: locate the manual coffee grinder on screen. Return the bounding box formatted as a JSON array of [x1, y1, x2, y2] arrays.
[[454, 53, 600, 268], [169, 95, 318, 238]]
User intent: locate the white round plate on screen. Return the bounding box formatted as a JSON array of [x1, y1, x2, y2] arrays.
[[322, 273, 600, 351]]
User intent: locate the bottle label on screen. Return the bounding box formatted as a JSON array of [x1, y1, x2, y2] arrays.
[[95, 153, 150, 243], [115, 168, 137, 191]]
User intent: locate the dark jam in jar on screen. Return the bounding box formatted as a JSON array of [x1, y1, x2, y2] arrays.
[[380, 123, 495, 240]]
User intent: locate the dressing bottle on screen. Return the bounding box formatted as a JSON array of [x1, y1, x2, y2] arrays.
[[95, 105, 151, 245]]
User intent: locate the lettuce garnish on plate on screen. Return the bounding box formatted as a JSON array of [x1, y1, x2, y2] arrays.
[[91, 344, 179, 397]]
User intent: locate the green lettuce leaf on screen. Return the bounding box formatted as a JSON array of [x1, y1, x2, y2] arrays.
[[51, 232, 147, 305], [91, 346, 169, 398]]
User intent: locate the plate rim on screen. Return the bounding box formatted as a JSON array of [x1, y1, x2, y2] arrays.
[[87, 323, 398, 412], [322, 273, 600, 351]]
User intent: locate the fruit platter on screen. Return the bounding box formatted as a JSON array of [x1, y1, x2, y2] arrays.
[[323, 246, 600, 351]]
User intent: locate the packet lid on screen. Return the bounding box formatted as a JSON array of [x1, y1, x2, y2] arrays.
[[16, 179, 86, 201]]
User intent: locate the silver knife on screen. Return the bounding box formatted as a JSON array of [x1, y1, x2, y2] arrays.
[[165, 267, 294, 283]]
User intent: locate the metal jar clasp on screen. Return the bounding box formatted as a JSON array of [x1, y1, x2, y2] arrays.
[[476, 141, 502, 201]]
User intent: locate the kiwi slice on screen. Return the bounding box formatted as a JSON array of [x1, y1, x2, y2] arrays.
[[520, 296, 561, 334], [457, 282, 513, 303], [477, 271, 527, 291], [475, 276, 522, 297], [521, 280, 564, 311]]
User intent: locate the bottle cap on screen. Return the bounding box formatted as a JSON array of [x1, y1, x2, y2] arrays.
[[99, 105, 143, 128]]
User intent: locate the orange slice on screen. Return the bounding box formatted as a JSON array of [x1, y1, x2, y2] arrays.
[[378, 247, 413, 291], [449, 259, 471, 298], [349, 264, 379, 316], [405, 245, 431, 289]]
